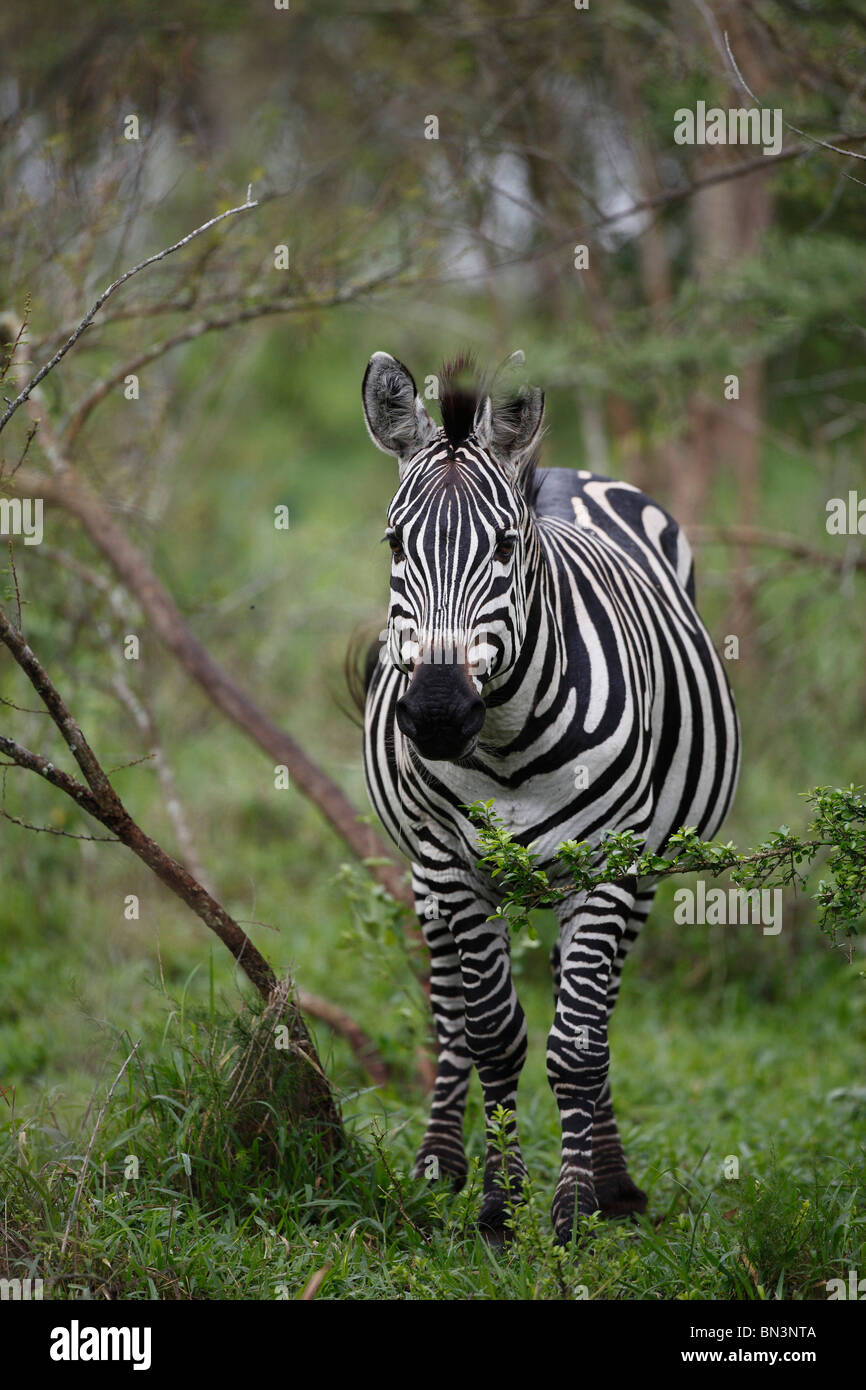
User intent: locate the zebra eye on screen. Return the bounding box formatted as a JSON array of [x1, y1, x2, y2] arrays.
[[494, 532, 516, 563], [386, 532, 405, 563]]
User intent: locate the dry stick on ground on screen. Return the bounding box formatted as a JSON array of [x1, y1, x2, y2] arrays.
[[0, 604, 344, 1138], [60, 1040, 140, 1256]]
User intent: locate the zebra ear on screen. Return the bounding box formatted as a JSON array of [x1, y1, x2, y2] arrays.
[[473, 384, 545, 476], [362, 352, 438, 469]]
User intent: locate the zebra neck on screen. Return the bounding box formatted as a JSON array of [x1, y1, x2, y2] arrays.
[[479, 523, 558, 753]]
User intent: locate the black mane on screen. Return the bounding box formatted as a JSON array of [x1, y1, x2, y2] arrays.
[[438, 353, 481, 447], [437, 351, 540, 504]]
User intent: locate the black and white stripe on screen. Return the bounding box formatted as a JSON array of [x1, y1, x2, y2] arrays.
[[360, 353, 739, 1241]]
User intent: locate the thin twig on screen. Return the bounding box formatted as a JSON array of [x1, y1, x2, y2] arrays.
[[689, 524, 866, 573], [2, 458, 413, 909], [0, 603, 277, 999], [62, 274, 404, 445], [0, 806, 116, 842], [0, 194, 258, 436], [5, 541, 22, 631], [724, 30, 866, 170]]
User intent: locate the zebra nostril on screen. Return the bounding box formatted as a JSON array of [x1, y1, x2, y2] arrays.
[[395, 697, 418, 740], [396, 687, 483, 753], [462, 696, 486, 738]]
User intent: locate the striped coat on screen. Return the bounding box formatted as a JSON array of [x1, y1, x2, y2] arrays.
[[361, 352, 739, 1241]]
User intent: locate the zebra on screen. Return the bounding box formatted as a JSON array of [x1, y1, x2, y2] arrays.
[[359, 350, 740, 1243]]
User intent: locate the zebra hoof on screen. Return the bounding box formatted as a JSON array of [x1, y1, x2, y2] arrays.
[[413, 1147, 468, 1193], [477, 1189, 517, 1245], [552, 1215, 598, 1246], [551, 1179, 598, 1246], [595, 1173, 647, 1220], [552, 1211, 599, 1247]]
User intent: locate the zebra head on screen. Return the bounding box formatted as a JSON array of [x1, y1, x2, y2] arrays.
[[362, 351, 544, 761]]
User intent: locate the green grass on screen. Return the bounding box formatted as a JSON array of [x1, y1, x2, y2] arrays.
[[1, 316, 865, 1299], [2, 938, 863, 1301]]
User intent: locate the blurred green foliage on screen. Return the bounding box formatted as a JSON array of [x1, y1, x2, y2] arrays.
[[0, 0, 865, 1297]]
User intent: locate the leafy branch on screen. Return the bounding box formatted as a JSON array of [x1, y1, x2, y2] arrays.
[[466, 786, 866, 949]]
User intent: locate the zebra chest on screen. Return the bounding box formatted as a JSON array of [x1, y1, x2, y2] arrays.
[[415, 717, 657, 871], [436, 765, 576, 841]]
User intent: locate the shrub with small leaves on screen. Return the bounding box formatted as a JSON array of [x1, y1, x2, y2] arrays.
[[466, 785, 866, 952]]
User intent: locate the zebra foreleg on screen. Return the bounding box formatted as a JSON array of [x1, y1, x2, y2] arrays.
[[413, 911, 473, 1192], [591, 886, 656, 1219], [591, 1080, 647, 1217], [548, 882, 634, 1244], [453, 905, 528, 1239], [552, 940, 644, 1215]]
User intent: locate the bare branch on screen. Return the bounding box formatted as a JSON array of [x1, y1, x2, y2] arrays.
[[3, 452, 413, 909], [0, 733, 105, 818], [689, 525, 866, 573], [62, 273, 406, 445], [0, 194, 258, 437], [0, 606, 119, 805], [3, 551, 396, 1088], [0, 603, 277, 1000], [724, 29, 866, 173], [428, 128, 866, 288]]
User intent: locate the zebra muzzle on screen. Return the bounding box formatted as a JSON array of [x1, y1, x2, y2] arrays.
[[396, 664, 485, 761]]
